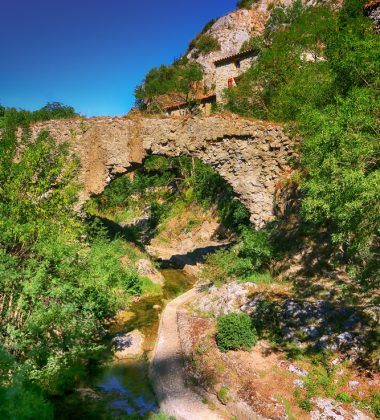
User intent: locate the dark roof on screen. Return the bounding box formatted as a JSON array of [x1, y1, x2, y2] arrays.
[[213, 49, 256, 66]]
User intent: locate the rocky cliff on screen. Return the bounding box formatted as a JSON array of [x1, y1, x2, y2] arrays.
[[186, 0, 289, 87], [186, 0, 342, 88]]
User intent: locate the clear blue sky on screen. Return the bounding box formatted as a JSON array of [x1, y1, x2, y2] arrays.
[[0, 0, 236, 116]]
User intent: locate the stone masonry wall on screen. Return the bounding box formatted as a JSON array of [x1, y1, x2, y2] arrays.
[[27, 114, 293, 228], [215, 56, 256, 103]]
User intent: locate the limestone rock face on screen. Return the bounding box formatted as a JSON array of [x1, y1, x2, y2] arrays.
[[187, 0, 291, 87], [27, 114, 294, 228]]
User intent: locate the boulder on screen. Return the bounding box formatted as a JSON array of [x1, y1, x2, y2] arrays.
[[136, 259, 164, 285], [112, 330, 144, 359]]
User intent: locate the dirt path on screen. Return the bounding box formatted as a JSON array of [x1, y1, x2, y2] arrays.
[[149, 287, 223, 420]]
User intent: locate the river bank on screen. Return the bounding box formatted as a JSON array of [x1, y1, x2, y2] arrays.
[[150, 286, 224, 420], [55, 269, 197, 419]]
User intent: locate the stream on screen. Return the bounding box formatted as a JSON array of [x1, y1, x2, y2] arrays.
[[57, 268, 195, 419]]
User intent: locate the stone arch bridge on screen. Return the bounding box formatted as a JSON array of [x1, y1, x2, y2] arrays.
[[29, 115, 293, 227]]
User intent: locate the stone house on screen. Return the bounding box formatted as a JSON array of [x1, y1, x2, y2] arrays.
[[164, 49, 257, 114], [213, 49, 257, 103]]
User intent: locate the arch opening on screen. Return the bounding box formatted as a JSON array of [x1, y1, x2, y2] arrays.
[[84, 154, 252, 254]]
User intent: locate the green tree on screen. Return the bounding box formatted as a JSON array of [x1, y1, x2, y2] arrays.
[[0, 107, 144, 404], [135, 60, 203, 113], [236, 0, 257, 9]]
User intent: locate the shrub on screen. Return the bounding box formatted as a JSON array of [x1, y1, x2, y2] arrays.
[[237, 0, 257, 9], [201, 249, 238, 285], [336, 392, 352, 403], [240, 35, 264, 53], [190, 34, 221, 55], [237, 228, 273, 271], [135, 61, 203, 112], [217, 386, 230, 404], [216, 313, 257, 352]]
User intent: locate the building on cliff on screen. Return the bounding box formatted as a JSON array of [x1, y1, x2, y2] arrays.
[[164, 49, 257, 115], [213, 49, 257, 103]]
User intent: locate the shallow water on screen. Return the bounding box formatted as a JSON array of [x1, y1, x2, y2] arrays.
[[57, 269, 194, 419]]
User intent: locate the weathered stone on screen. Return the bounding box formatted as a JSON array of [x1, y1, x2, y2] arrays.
[[310, 397, 372, 420], [293, 379, 305, 388], [26, 115, 293, 228], [112, 330, 144, 359], [197, 281, 253, 317], [348, 381, 360, 389], [135, 259, 164, 286], [287, 364, 308, 377]]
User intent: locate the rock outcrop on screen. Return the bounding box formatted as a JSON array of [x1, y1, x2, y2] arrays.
[[187, 2, 270, 87], [27, 114, 293, 228], [112, 330, 144, 359], [135, 259, 165, 285]]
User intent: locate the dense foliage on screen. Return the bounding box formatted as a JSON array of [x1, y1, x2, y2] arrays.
[[189, 34, 221, 58], [225, 0, 380, 288], [135, 58, 204, 113], [0, 106, 145, 416], [88, 155, 250, 232], [216, 313, 257, 352], [201, 228, 273, 285], [236, 0, 257, 9], [0, 102, 77, 129]]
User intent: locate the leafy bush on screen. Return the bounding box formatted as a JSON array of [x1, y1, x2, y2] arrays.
[[0, 345, 53, 419], [190, 34, 221, 56], [135, 60, 203, 113], [217, 386, 230, 404], [263, 0, 305, 40], [0, 102, 77, 129], [192, 159, 250, 229], [300, 88, 380, 288], [201, 249, 238, 285], [224, 0, 380, 287], [201, 228, 273, 284], [236, 0, 257, 9], [0, 108, 145, 404], [240, 35, 264, 53], [243, 272, 275, 284], [216, 313, 257, 352], [336, 392, 352, 403], [237, 228, 273, 271]]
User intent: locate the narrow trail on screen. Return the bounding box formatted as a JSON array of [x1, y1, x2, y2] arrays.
[[149, 287, 223, 420]]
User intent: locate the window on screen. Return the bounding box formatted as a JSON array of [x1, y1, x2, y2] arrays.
[[235, 60, 241, 69]]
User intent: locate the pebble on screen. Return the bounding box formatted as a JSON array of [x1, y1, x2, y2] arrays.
[[348, 380, 360, 389], [293, 379, 305, 388]]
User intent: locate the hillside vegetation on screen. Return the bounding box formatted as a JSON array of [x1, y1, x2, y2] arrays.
[[0, 0, 379, 417], [0, 105, 153, 418], [136, 0, 380, 294], [225, 0, 380, 289]]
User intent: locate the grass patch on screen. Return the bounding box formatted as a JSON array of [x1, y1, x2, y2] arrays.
[[217, 386, 230, 405], [241, 271, 276, 284], [140, 276, 162, 296]]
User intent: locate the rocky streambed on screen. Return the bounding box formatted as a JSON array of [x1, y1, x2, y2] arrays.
[[56, 269, 195, 419]]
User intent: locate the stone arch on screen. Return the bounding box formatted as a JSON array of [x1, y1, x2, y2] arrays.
[[28, 115, 293, 228]]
